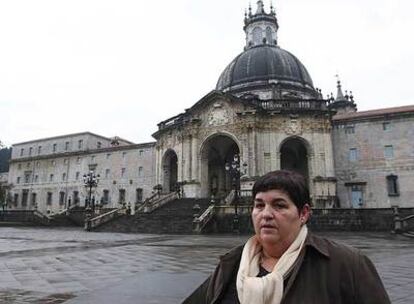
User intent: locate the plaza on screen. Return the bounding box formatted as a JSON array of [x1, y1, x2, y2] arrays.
[[0, 227, 413, 303]]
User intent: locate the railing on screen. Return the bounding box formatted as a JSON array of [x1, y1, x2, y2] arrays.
[[394, 208, 414, 234], [32, 210, 51, 226], [224, 190, 235, 205], [141, 192, 178, 213], [193, 204, 215, 233], [85, 208, 121, 231], [258, 99, 327, 111]]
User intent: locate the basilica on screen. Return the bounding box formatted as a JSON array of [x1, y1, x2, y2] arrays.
[[6, 1, 414, 214]]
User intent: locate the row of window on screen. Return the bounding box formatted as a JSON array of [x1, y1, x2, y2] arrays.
[[343, 122, 392, 134], [15, 167, 145, 184], [348, 145, 394, 161], [19, 140, 86, 157], [16, 150, 146, 170], [11, 188, 144, 207]]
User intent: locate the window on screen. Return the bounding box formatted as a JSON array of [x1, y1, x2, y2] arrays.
[[38, 146, 42, 154], [73, 191, 79, 204], [26, 162, 31, 168], [51, 160, 56, 166], [64, 158, 68, 165], [49, 174, 54, 182], [31, 193, 37, 205], [252, 26, 262, 45], [17, 177, 21, 184], [18, 164, 22, 170], [386, 175, 399, 196], [75, 172, 80, 180], [13, 193, 19, 206], [91, 155, 95, 162], [24, 172, 31, 183], [119, 189, 126, 203], [139, 150, 144, 156], [349, 148, 358, 162], [65, 141, 69, 151], [265, 26, 273, 44], [106, 153, 111, 159], [384, 145, 394, 159], [20, 148, 24, 156], [345, 126, 355, 134], [36, 161, 40, 167], [97, 141, 102, 148], [105, 169, 110, 178], [103, 190, 110, 204], [78, 140, 83, 149], [122, 152, 127, 158], [22, 190, 29, 206], [138, 166, 143, 177], [77, 157, 81, 164], [136, 188, 143, 203], [121, 168, 126, 178], [59, 191, 65, 205], [34, 175, 38, 183], [47, 192, 53, 205], [382, 122, 391, 131], [29, 147, 33, 156], [53, 143, 57, 152], [62, 173, 66, 181]]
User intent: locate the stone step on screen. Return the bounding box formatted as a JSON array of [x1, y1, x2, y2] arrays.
[[95, 198, 213, 234]]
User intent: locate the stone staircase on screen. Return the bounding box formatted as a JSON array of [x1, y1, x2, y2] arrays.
[[94, 198, 211, 234]]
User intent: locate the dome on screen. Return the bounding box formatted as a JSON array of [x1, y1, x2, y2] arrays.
[[216, 45, 314, 94]]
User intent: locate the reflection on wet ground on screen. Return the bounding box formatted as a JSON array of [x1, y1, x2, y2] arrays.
[[0, 227, 413, 303]]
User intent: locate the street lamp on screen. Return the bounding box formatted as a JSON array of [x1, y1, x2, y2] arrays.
[[225, 153, 247, 233], [83, 171, 99, 214]]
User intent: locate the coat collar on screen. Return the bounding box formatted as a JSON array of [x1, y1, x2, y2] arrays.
[[304, 231, 330, 258]]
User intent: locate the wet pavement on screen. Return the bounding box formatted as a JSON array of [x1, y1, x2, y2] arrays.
[[0, 227, 413, 303]]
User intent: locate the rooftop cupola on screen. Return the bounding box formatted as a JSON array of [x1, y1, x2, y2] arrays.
[[244, 1, 279, 50], [328, 77, 357, 114]]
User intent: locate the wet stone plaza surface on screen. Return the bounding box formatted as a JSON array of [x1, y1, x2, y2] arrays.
[[0, 227, 413, 303]]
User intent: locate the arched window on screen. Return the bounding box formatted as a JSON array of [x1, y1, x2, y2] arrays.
[[266, 27, 273, 45], [252, 27, 262, 45]]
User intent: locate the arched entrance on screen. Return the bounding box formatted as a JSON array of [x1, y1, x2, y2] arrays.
[[200, 134, 240, 198], [280, 137, 309, 180], [162, 149, 178, 193]]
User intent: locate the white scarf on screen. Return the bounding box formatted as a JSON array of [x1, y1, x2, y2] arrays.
[[236, 225, 308, 304]]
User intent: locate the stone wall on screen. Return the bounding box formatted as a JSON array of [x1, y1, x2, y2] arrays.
[[332, 113, 414, 208]]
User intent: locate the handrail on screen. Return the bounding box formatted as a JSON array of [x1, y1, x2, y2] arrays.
[[143, 192, 178, 213], [224, 190, 235, 205], [85, 208, 121, 231], [32, 210, 51, 225], [193, 204, 215, 233], [136, 192, 160, 212]]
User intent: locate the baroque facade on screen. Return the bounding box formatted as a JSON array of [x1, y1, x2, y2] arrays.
[[7, 1, 414, 212]]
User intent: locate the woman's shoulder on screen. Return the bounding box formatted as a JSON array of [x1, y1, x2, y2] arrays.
[[306, 232, 362, 261]]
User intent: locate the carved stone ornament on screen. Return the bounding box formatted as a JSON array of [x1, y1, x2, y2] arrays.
[[208, 103, 230, 126], [285, 119, 302, 135]]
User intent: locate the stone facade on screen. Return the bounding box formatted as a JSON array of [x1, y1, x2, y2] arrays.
[[8, 132, 156, 213], [332, 106, 414, 208]]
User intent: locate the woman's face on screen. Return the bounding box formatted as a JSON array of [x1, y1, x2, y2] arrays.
[[252, 189, 310, 248]]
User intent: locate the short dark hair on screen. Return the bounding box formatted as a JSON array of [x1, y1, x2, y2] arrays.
[[252, 170, 310, 210]]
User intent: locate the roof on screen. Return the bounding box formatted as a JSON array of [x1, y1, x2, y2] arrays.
[[216, 45, 314, 93], [332, 105, 414, 122], [12, 132, 135, 146]]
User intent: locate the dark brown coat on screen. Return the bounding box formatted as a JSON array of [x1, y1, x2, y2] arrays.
[[182, 233, 390, 304]]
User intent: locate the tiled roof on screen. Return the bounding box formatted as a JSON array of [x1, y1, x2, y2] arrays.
[[333, 105, 414, 121]]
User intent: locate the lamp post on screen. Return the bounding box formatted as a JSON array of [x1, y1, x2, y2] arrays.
[[83, 171, 99, 214], [225, 153, 247, 233]]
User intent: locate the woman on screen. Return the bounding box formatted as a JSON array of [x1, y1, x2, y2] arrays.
[[183, 170, 390, 304]]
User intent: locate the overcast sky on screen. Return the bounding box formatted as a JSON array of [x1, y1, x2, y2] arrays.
[[1, 0, 412, 146]]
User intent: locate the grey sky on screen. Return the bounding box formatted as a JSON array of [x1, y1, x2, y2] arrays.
[[1, 0, 412, 146]]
